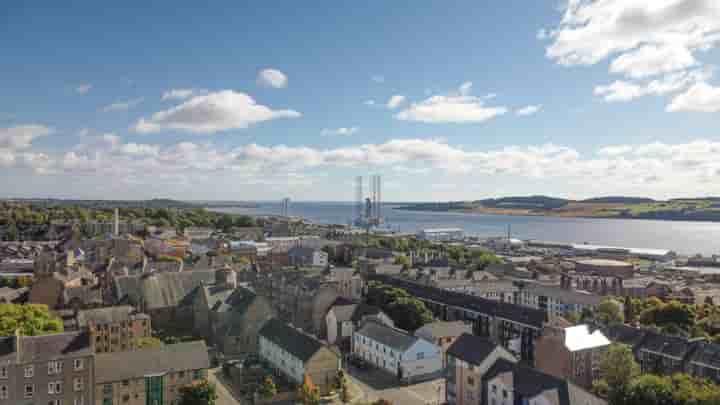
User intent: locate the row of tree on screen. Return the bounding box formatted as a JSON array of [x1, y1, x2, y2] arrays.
[[594, 344, 720, 405]]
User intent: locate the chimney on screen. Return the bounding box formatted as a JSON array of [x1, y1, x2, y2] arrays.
[[14, 329, 21, 363], [114, 208, 119, 236]]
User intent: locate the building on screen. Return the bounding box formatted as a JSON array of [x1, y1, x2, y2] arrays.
[[353, 321, 443, 383], [75, 306, 151, 353], [516, 283, 603, 319], [325, 301, 392, 349], [368, 274, 546, 363], [445, 333, 517, 405], [574, 259, 635, 278], [258, 319, 340, 395], [287, 247, 328, 268], [265, 237, 301, 252], [183, 227, 214, 241], [415, 321, 472, 367], [534, 324, 610, 389], [0, 331, 95, 405], [94, 340, 210, 405], [417, 228, 465, 242]]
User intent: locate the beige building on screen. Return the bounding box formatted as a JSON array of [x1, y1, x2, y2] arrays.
[[76, 306, 152, 353], [0, 331, 95, 405], [94, 341, 210, 405]]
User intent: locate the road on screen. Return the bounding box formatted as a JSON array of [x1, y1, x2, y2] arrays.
[[208, 368, 243, 405], [347, 365, 445, 405]]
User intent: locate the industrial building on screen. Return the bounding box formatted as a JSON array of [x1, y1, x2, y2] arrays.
[[417, 228, 465, 242]]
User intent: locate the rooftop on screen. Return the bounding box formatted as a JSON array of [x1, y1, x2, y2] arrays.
[[356, 321, 419, 352], [259, 319, 326, 362], [564, 325, 610, 352]]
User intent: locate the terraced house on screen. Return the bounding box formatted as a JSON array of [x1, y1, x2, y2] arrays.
[[94, 341, 210, 405], [0, 331, 95, 405]]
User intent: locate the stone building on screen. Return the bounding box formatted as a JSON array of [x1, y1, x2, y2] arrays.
[[75, 305, 152, 353]]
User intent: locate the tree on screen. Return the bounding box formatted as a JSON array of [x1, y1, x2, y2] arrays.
[[178, 380, 217, 405], [386, 297, 434, 331], [258, 375, 277, 399], [4, 220, 18, 241], [297, 374, 320, 405], [565, 312, 581, 325], [233, 215, 255, 227], [624, 296, 636, 323], [596, 298, 624, 325], [216, 214, 235, 232], [595, 344, 640, 405], [0, 304, 63, 336], [371, 400, 393, 405], [393, 255, 411, 269], [133, 336, 163, 349], [335, 369, 352, 403]]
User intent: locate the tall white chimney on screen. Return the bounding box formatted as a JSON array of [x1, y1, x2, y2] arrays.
[[114, 208, 119, 236]]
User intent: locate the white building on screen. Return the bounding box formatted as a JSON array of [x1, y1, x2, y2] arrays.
[[418, 228, 465, 242], [353, 321, 442, 382], [517, 284, 603, 319]]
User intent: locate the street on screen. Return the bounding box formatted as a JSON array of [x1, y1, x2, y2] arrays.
[[347, 365, 445, 405]]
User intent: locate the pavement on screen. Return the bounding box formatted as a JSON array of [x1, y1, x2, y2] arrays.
[[208, 368, 243, 405], [346, 364, 445, 405]]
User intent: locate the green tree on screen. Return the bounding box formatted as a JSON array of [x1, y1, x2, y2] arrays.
[[625, 374, 674, 405], [297, 374, 320, 405], [565, 312, 581, 325], [596, 298, 625, 325], [216, 215, 234, 232], [624, 296, 636, 323], [178, 380, 217, 405], [0, 304, 63, 336], [233, 215, 255, 228], [594, 344, 640, 405], [386, 297, 434, 331], [258, 375, 277, 399], [5, 220, 18, 241], [393, 255, 411, 269], [133, 336, 163, 349]]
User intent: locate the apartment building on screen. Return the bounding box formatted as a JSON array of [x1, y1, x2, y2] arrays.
[[0, 331, 95, 405], [258, 319, 340, 395], [516, 283, 603, 319], [353, 321, 443, 383], [288, 247, 328, 268], [75, 306, 151, 353], [94, 340, 210, 405]]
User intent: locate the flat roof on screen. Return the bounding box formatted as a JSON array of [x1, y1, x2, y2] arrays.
[[576, 259, 633, 267]]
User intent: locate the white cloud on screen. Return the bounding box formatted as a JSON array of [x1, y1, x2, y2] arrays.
[[371, 75, 385, 83], [75, 84, 92, 94], [102, 98, 144, 112], [133, 90, 301, 134], [667, 82, 720, 112], [386, 95, 406, 109], [162, 88, 203, 101], [594, 68, 712, 102], [516, 105, 542, 116], [543, 0, 720, 104], [364, 100, 376, 106], [597, 145, 632, 156], [0, 125, 52, 150], [257, 68, 288, 89], [395, 83, 508, 123], [320, 127, 359, 136]]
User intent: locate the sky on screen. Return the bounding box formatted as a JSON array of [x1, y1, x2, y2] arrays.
[[1, 0, 720, 202]]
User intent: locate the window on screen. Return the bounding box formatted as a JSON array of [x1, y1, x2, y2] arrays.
[[417, 352, 424, 360], [74, 396, 84, 405], [503, 389, 508, 398], [103, 383, 112, 396], [193, 370, 202, 380], [467, 376, 475, 386], [0, 366, 6, 379], [48, 381, 62, 394], [74, 377, 84, 391], [74, 359, 84, 371], [122, 380, 129, 387], [492, 385, 497, 393], [48, 400, 63, 405], [48, 360, 63, 375], [25, 365, 34, 378], [0, 385, 7, 399], [24, 383, 34, 398]]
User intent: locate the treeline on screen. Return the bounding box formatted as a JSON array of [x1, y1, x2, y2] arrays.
[[365, 281, 434, 331]]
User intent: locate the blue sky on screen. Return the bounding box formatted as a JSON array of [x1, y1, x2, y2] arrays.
[[1, 0, 720, 201]]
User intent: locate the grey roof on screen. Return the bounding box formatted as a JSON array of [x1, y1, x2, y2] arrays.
[[356, 321, 418, 352], [415, 321, 472, 339], [446, 333, 501, 365], [637, 332, 696, 359], [0, 332, 93, 364], [113, 270, 215, 310], [76, 305, 148, 328], [259, 319, 325, 362], [63, 285, 104, 306], [95, 340, 210, 383], [687, 341, 720, 369], [288, 246, 317, 258], [603, 324, 647, 347], [330, 303, 382, 324]]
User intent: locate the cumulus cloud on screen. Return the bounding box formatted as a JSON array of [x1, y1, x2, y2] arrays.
[[516, 105, 542, 116], [594, 68, 712, 102], [0, 125, 52, 150], [257, 68, 288, 89], [395, 83, 508, 123], [75, 84, 92, 94], [598, 145, 633, 156], [133, 90, 301, 134], [542, 0, 720, 105], [320, 127, 358, 136], [102, 98, 144, 112], [667, 82, 720, 112], [386, 95, 406, 109], [162, 88, 204, 101]]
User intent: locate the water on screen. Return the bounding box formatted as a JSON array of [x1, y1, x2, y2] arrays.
[[214, 202, 720, 256]]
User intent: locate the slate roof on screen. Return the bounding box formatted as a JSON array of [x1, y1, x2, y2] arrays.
[[368, 274, 546, 328], [415, 321, 472, 339], [330, 303, 383, 324], [0, 332, 93, 364], [259, 319, 325, 362], [686, 341, 720, 369], [446, 333, 500, 366], [63, 285, 104, 306], [603, 324, 647, 347], [356, 321, 418, 352], [76, 305, 149, 328], [637, 332, 696, 359], [113, 269, 215, 310], [95, 340, 210, 383]]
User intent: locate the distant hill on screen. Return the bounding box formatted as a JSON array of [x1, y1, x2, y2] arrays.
[[477, 195, 569, 210], [580, 196, 656, 204]]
